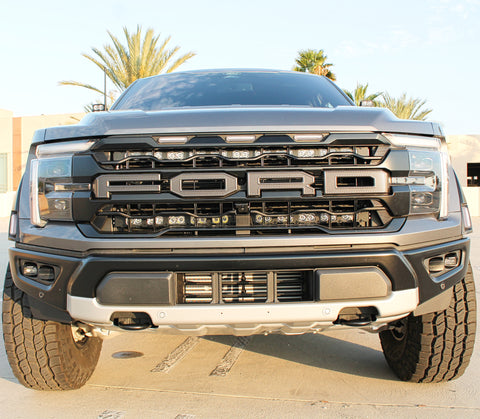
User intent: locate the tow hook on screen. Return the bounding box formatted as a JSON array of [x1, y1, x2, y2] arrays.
[[112, 312, 153, 330]]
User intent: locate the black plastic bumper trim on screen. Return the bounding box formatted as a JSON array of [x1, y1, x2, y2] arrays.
[[8, 238, 469, 320], [96, 272, 175, 305], [404, 238, 470, 303]]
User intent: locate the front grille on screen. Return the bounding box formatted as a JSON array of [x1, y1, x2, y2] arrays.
[[90, 199, 393, 235], [77, 133, 399, 236], [178, 271, 311, 304]]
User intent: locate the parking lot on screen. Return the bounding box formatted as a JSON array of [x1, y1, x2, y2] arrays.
[[0, 217, 479, 418]]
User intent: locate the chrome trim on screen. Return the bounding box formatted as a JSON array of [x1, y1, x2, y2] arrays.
[[67, 288, 418, 335]]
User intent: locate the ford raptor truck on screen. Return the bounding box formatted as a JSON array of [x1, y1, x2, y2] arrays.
[[2, 70, 476, 389]]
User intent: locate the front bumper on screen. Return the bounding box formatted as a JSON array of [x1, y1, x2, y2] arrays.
[[9, 236, 470, 334], [68, 289, 418, 335]]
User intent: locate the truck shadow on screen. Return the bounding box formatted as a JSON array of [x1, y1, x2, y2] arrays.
[[204, 332, 397, 381]]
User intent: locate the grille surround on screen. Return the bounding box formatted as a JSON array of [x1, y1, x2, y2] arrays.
[[73, 133, 405, 237]]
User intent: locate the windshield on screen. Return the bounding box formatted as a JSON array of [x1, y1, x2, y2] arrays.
[[112, 71, 352, 111]]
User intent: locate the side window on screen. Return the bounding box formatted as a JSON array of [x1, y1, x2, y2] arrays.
[[0, 153, 8, 193]]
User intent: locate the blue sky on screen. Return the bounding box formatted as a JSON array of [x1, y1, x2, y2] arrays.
[[1, 0, 479, 135]]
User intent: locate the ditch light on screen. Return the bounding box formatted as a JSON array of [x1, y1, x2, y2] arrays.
[[426, 251, 461, 276], [21, 261, 56, 282]]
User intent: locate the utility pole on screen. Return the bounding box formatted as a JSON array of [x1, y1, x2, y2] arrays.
[[103, 68, 107, 110]]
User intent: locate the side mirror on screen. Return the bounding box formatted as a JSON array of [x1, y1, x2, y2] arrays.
[[359, 100, 375, 107]]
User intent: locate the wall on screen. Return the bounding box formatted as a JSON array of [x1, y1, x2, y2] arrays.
[[0, 109, 14, 192], [446, 135, 480, 216]]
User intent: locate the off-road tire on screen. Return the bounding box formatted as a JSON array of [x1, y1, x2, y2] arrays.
[[380, 263, 476, 383], [2, 266, 102, 390]]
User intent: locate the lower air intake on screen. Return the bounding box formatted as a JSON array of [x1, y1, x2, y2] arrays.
[[178, 271, 311, 304], [183, 273, 213, 304], [222, 272, 268, 303]]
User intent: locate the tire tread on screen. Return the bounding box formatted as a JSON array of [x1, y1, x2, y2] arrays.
[[380, 264, 476, 383], [2, 267, 102, 390]]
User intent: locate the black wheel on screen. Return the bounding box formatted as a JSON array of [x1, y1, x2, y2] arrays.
[[380, 263, 476, 383], [2, 265, 102, 390]]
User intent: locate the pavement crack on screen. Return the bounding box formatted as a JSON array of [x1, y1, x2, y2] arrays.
[[210, 336, 252, 376], [87, 384, 480, 412], [151, 337, 200, 373]]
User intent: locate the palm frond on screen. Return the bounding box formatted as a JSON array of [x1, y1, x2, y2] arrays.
[[379, 92, 432, 120], [60, 25, 196, 106], [58, 80, 104, 95], [293, 49, 336, 81], [343, 83, 383, 106]]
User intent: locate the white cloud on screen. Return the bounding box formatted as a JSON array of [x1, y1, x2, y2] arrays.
[[425, 0, 480, 44], [389, 28, 419, 49], [334, 29, 419, 58], [427, 25, 458, 43]]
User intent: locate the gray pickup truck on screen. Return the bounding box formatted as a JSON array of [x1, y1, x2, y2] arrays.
[[3, 70, 476, 390]]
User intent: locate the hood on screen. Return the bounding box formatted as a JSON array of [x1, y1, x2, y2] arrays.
[[37, 106, 442, 142]]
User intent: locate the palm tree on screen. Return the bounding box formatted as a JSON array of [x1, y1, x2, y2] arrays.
[[293, 49, 336, 81], [60, 25, 195, 99], [380, 93, 432, 120], [343, 83, 383, 106]]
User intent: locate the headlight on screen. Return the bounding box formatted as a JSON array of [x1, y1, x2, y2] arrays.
[[30, 140, 93, 227], [385, 134, 449, 219]]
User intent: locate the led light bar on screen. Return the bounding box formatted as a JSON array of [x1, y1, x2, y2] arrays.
[[166, 151, 186, 160], [293, 134, 327, 142], [383, 134, 441, 149], [439, 142, 450, 219], [36, 140, 94, 157], [155, 136, 189, 144], [30, 159, 45, 227], [225, 135, 257, 143]]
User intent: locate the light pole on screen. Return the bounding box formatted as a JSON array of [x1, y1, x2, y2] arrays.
[[103, 67, 107, 110]]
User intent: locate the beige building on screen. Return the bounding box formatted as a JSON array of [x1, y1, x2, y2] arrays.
[[0, 110, 479, 217], [446, 135, 480, 216]]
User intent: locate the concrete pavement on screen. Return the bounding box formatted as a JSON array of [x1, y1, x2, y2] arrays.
[[0, 217, 479, 418]]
